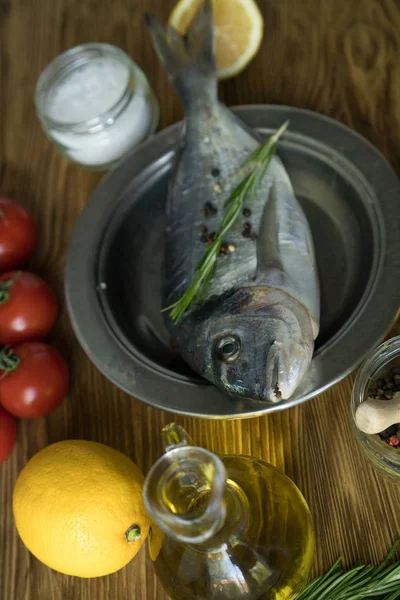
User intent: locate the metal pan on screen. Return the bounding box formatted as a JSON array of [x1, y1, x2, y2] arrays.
[[65, 105, 400, 418]]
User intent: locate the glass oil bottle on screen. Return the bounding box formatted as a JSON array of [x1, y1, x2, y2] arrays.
[[143, 424, 314, 600]]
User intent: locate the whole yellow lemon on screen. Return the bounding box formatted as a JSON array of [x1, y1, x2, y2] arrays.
[[13, 440, 150, 578]]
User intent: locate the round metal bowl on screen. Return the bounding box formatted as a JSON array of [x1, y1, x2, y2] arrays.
[[65, 105, 400, 419]]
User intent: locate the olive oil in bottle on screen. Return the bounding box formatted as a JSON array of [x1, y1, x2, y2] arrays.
[[144, 424, 314, 600]]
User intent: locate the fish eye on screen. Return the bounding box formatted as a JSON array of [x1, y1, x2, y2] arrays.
[[215, 336, 241, 362]]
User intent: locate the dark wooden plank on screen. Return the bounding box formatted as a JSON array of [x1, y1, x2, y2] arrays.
[[1, 0, 400, 598]]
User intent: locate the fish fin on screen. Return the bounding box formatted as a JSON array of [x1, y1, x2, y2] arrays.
[[144, 1, 216, 106], [218, 103, 262, 144], [256, 183, 285, 284]]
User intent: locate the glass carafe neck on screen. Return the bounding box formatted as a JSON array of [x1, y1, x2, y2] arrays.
[[143, 424, 227, 544]]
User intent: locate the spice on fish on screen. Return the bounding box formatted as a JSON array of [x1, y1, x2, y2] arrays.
[[219, 243, 228, 255], [214, 184, 222, 193], [164, 121, 289, 323], [219, 242, 236, 256], [199, 224, 208, 233], [242, 208, 251, 217], [367, 367, 400, 446], [202, 202, 217, 217], [211, 168, 220, 178], [207, 202, 217, 215]]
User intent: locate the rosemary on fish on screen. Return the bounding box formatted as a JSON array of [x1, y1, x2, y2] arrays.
[[164, 120, 289, 323], [297, 540, 400, 600]]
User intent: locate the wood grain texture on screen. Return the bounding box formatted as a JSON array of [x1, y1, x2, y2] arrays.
[[1, 0, 400, 598]]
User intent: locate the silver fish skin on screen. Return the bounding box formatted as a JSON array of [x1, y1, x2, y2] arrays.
[[145, 1, 320, 403]]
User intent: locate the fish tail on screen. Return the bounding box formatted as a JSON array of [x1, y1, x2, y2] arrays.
[[144, 1, 217, 108]]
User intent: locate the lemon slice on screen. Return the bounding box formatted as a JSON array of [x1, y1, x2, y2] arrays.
[[169, 0, 264, 80]]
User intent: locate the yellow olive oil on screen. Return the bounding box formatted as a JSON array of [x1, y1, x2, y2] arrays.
[[150, 455, 314, 600]]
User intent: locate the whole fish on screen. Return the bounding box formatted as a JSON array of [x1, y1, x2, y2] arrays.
[[146, 1, 320, 403]]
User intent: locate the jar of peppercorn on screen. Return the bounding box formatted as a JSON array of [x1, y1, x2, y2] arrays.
[[351, 335, 400, 479]]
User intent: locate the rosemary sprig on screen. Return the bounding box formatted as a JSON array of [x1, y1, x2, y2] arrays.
[[296, 541, 400, 600], [165, 120, 289, 323]]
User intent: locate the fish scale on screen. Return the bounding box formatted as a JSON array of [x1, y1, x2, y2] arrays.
[[146, 2, 320, 403], [167, 106, 265, 302]]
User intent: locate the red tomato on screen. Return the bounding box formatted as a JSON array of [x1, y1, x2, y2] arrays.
[[0, 198, 38, 272], [0, 406, 17, 463], [0, 271, 58, 345], [0, 342, 69, 419]]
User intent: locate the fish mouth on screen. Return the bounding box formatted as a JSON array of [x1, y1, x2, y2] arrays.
[[264, 345, 285, 403], [214, 340, 291, 404], [273, 381, 282, 401]]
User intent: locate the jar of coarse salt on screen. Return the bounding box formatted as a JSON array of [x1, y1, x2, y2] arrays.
[[35, 43, 159, 170]]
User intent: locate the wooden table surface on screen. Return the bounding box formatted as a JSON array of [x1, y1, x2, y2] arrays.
[[1, 0, 400, 598]]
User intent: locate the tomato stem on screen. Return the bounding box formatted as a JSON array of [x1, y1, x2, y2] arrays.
[[0, 272, 21, 304], [0, 347, 20, 373]]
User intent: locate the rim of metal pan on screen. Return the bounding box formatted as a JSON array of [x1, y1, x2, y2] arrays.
[[65, 105, 400, 419]]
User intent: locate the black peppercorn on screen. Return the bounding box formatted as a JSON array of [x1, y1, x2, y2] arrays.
[[380, 425, 398, 439], [367, 368, 400, 447], [205, 202, 217, 215]]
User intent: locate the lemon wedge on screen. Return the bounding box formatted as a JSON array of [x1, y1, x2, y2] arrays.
[[169, 0, 264, 80]]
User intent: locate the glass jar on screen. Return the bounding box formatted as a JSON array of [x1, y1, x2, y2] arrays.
[[35, 43, 159, 170], [351, 335, 400, 479]]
